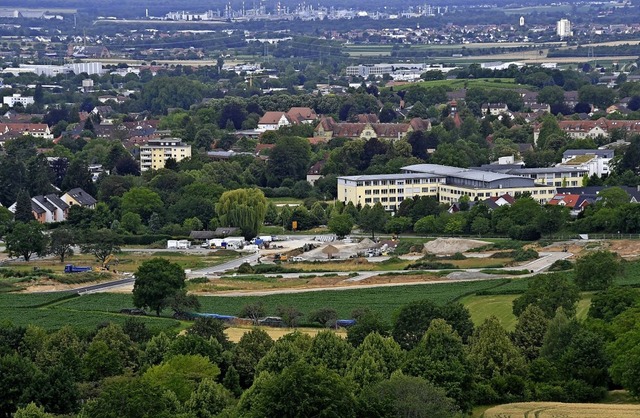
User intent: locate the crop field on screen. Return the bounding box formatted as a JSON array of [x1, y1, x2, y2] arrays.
[[0, 279, 509, 329], [482, 402, 640, 417]]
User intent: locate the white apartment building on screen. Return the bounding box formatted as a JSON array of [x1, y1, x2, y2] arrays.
[[557, 19, 572, 38], [3, 94, 34, 108]]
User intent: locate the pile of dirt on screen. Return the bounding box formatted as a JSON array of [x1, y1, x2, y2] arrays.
[[423, 238, 490, 255]]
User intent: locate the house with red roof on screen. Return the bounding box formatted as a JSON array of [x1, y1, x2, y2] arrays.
[[547, 193, 592, 216]]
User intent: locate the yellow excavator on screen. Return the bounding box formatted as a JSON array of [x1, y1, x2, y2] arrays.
[[95, 254, 119, 272]]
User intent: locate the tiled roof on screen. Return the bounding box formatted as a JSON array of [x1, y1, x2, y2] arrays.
[[258, 111, 288, 125], [64, 188, 97, 206]]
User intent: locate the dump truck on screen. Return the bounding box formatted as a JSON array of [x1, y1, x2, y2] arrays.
[[64, 264, 92, 273]]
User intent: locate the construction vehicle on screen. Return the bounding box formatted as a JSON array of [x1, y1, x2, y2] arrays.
[[64, 264, 93, 273], [273, 253, 288, 262], [100, 254, 119, 271]]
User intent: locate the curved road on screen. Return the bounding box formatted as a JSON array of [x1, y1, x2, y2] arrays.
[[47, 250, 572, 296]]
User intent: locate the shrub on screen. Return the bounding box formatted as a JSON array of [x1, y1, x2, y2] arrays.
[[548, 259, 573, 272]]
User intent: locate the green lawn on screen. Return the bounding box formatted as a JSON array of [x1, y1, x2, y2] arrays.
[[462, 292, 594, 332], [461, 294, 519, 331]]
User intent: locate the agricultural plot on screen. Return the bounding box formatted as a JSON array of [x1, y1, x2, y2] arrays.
[[6, 279, 509, 328], [482, 402, 640, 417]]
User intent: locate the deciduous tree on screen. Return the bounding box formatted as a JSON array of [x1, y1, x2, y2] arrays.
[[132, 258, 186, 316], [6, 222, 47, 261], [216, 188, 267, 240]]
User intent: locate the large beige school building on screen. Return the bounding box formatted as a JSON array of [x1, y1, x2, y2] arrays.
[[337, 164, 558, 211]]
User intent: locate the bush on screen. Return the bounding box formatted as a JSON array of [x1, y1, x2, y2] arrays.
[[189, 277, 209, 284], [548, 259, 573, 271], [237, 262, 254, 274], [394, 240, 425, 255], [449, 252, 467, 260], [405, 261, 456, 270]]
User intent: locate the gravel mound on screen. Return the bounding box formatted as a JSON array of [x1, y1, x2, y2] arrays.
[[423, 238, 490, 255]]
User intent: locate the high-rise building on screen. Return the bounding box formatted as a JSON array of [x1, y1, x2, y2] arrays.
[[557, 18, 572, 38], [140, 138, 191, 171], [519, 16, 525, 27]]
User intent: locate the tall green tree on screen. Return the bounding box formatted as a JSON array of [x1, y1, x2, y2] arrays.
[[357, 374, 459, 418], [328, 213, 353, 238], [359, 203, 388, 239], [48, 227, 76, 263], [5, 222, 47, 261], [468, 317, 527, 404], [143, 355, 220, 403], [61, 159, 95, 196], [235, 361, 356, 418], [14, 190, 34, 223], [265, 136, 311, 186], [79, 376, 180, 418], [132, 258, 186, 316], [306, 330, 354, 375], [216, 188, 267, 240], [121, 187, 164, 223], [184, 378, 234, 418], [575, 250, 620, 291], [233, 329, 274, 388], [393, 300, 474, 350], [403, 319, 472, 410], [79, 229, 122, 264], [512, 274, 580, 318], [512, 304, 549, 362]]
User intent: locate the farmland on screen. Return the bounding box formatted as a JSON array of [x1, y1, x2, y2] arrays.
[[0, 279, 512, 331], [3, 257, 640, 332], [482, 402, 640, 417]]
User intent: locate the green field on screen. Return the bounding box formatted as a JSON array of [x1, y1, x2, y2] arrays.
[[0, 279, 512, 330], [394, 78, 529, 91], [3, 255, 639, 331], [461, 294, 519, 331]]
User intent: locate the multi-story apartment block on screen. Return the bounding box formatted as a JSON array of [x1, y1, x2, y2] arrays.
[[557, 18, 572, 38], [2, 94, 34, 108], [140, 138, 191, 171], [337, 164, 558, 211]]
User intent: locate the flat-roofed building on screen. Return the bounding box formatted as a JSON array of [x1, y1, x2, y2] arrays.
[[140, 138, 191, 171], [338, 163, 557, 211]]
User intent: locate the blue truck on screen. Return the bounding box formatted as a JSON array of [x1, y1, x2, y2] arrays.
[[64, 264, 93, 273]]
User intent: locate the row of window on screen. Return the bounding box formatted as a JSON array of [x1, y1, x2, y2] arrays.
[[364, 197, 405, 204], [356, 178, 440, 187], [363, 187, 439, 195]]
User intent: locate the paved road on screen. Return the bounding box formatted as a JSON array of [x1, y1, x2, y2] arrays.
[[202, 251, 574, 297], [76, 277, 136, 295], [188, 253, 260, 277], [32, 250, 572, 295]]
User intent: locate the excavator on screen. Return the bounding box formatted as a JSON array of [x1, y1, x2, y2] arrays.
[[97, 254, 119, 272]]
